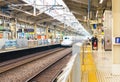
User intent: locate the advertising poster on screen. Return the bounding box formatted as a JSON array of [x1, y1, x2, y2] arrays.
[[104, 28, 112, 51], [5, 40, 17, 49]]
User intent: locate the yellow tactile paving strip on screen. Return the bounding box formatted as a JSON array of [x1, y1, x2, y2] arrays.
[[82, 46, 98, 82], [82, 44, 120, 82]]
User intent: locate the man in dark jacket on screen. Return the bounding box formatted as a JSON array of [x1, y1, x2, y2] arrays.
[[91, 35, 98, 50], [94, 35, 98, 50]]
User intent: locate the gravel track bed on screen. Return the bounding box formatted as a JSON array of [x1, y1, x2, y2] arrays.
[[29, 53, 72, 82], [0, 48, 71, 82], [0, 48, 64, 73]]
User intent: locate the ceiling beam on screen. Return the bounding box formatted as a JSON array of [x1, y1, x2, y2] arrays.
[[71, 10, 84, 16], [36, 17, 54, 24], [71, 0, 88, 5]]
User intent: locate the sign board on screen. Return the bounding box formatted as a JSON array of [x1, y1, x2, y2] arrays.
[[104, 28, 112, 51]]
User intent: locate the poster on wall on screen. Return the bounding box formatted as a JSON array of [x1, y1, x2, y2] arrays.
[[104, 28, 112, 51], [5, 40, 17, 49], [18, 33, 24, 38]]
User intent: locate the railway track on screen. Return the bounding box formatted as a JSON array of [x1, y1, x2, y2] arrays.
[[28, 52, 72, 82], [0, 48, 64, 73], [0, 48, 72, 82]]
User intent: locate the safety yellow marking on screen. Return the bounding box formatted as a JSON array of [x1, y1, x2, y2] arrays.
[[82, 46, 98, 82]]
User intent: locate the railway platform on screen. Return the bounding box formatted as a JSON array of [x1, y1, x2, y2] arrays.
[[0, 43, 61, 63], [37, 42, 119, 82], [81, 43, 120, 82]]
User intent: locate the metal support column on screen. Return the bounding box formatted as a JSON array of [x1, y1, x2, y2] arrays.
[[46, 25, 49, 39]]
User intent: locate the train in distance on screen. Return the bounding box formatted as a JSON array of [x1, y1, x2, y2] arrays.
[[61, 36, 87, 47]]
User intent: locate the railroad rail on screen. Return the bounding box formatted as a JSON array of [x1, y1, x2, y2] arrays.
[[0, 48, 72, 82], [28, 52, 71, 82], [0, 48, 65, 73]]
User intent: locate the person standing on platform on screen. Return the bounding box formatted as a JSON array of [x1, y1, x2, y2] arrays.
[[91, 36, 95, 50], [101, 37, 104, 49], [91, 35, 98, 50], [94, 35, 98, 50]]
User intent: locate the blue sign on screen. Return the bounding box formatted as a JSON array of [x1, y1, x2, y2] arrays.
[[93, 24, 97, 29], [115, 37, 120, 43], [5, 40, 17, 49]]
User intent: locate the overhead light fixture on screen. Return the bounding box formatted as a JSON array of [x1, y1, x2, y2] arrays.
[[99, 0, 104, 4]]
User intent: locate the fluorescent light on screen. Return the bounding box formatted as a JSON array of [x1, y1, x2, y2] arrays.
[[99, 0, 103, 4]]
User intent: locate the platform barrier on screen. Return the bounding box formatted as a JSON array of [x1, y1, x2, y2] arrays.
[[0, 38, 61, 52], [56, 41, 93, 82], [57, 43, 83, 82]]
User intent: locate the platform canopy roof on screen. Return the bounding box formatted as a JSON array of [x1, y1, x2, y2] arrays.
[[21, 0, 90, 36], [0, 0, 112, 36], [63, 0, 112, 34]]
